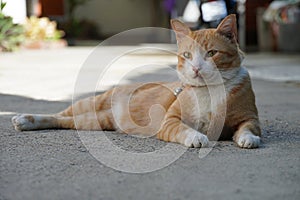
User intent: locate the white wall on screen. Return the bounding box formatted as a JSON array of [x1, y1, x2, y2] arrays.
[[2, 0, 27, 24], [75, 0, 153, 36]]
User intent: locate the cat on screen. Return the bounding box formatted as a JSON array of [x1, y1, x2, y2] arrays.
[[11, 14, 261, 148]]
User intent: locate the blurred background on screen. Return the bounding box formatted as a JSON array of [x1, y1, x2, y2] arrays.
[[1, 0, 300, 52]]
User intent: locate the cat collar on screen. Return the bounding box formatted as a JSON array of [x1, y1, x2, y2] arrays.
[[173, 87, 184, 97]]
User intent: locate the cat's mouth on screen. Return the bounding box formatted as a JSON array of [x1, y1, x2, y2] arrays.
[[193, 72, 216, 82], [193, 72, 204, 80], [191, 66, 210, 80], [193, 74, 202, 79]]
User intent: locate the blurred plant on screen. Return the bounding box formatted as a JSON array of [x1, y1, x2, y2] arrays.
[[63, 0, 94, 39], [0, 0, 25, 52], [68, 0, 91, 22], [24, 16, 64, 41]]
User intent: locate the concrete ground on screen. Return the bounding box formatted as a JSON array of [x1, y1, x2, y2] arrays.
[[0, 47, 299, 200]]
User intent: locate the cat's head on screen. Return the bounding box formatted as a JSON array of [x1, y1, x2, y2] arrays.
[[171, 14, 244, 86]]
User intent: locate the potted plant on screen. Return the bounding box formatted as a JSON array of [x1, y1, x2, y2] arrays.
[[0, 0, 25, 52]]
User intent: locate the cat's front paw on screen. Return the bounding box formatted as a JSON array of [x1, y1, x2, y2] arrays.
[[12, 114, 35, 131], [183, 129, 209, 148], [237, 132, 260, 149]]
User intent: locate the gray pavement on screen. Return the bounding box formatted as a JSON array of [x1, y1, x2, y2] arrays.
[[0, 47, 300, 200]]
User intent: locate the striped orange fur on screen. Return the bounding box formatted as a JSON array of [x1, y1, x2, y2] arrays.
[[12, 15, 261, 148]]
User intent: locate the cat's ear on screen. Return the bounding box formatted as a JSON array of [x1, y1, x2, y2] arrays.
[[216, 14, 238, 42], [171, 19, 191, 41]]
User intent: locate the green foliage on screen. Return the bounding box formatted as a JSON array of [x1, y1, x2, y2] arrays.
[[1, 0, 7, 11], [63, 0, 96, 39], [68, 0, 91, 21], [0, 1, 24, 52]]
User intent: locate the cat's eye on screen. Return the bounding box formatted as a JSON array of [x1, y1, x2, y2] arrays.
[[183, 51, 192, 59], [206, 50, 218, 57]]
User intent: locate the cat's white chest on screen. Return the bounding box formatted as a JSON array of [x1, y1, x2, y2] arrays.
[[179, 88, 210, 132], [180, 86, 226, 133]]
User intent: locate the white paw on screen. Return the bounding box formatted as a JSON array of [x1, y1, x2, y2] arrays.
[[237, 132, 260, 148], [184, 129, 209, 148], [11, 114, 36, 131]]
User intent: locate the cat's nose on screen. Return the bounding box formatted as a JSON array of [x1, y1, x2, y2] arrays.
[[192, 66, 201, 74]]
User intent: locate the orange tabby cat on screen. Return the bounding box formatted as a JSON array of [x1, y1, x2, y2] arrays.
[[12, 15, 261, 148]]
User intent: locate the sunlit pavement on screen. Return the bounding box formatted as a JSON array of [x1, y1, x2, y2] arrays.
[[1, 46, 299, 101], [0, 46, 175, 100]]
